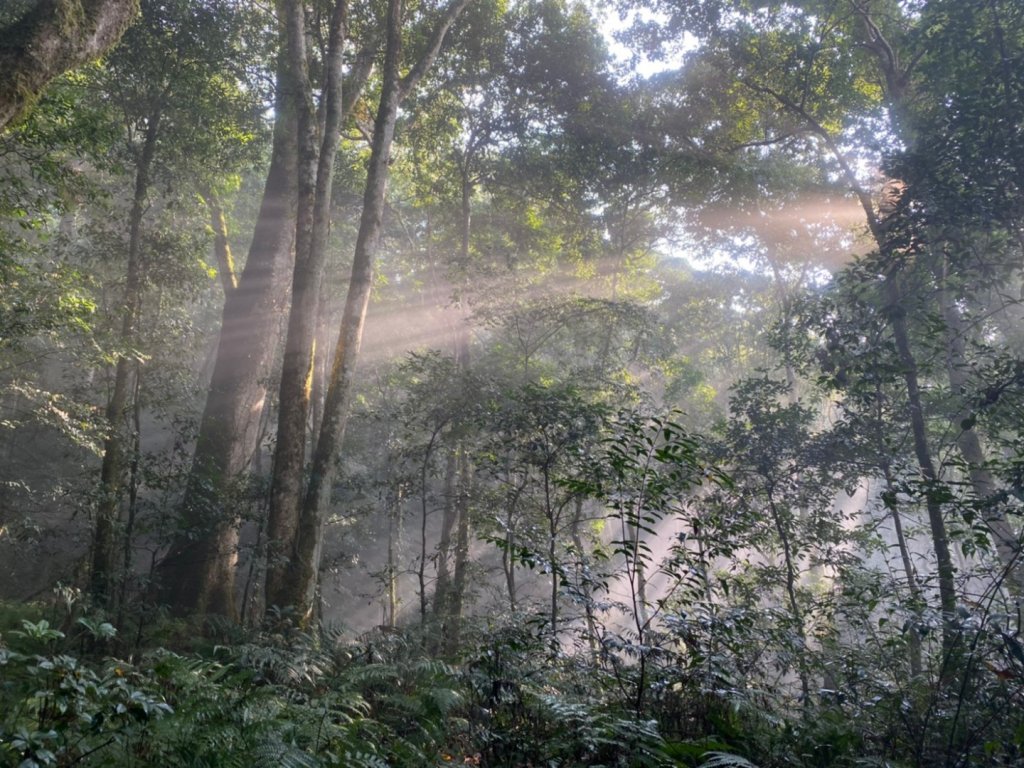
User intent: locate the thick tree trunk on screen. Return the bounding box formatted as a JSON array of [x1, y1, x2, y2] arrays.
[[155, 72, 297, 618], [91, 110, 159, 608], [262, 0, 379, 614], [0, 0, 138, 130], [265, 0, 343, 609]]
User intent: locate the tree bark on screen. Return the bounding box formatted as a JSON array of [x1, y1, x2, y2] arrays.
[[90, 109, 159, 608], [759, 31, 959, 652], [0, 0, 139, 130], [433, 447, 458, 620], [570, 496, 599, 658], [444, 446, 472, 655], [849, 2, 958, 657], [265, 0, 344, 610], [268, 0, 471, 622], [885, 281, 958, 657], [155, 63, 297, 618], [200, 190, 238, 295], [262, 0, 381, 613], [880, 459, 924, 678], [936, 267, 1023, 592], [767, 491, 810, 705]]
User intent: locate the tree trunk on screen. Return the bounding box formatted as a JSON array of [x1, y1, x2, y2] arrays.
[[268, 0, 471, 621], [385, 486, 402, 628], [570, 496, 599, 658], [416, 431, 440, 626], [155, 66, 297, 618], [265, 0, 347, 611], [444, 446, 472, 655], [850, 0, 960, 658], [200, 190, 238, 294], [545, 463, 559, 640], [91, 109, 159, 608], [788, 63, 959, 655], [767, 492, 810, 705], [880, 461, 924, 678], [936, 267, 1023, 592], [0, 0, 139, 130], [886, 280, 958, 657], [433, 447, 458, 620]]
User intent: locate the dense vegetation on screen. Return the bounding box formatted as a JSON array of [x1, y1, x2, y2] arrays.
[[1, 0, 1023, 765]]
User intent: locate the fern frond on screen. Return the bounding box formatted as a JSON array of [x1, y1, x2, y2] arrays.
[[700, 751, 761, 768]]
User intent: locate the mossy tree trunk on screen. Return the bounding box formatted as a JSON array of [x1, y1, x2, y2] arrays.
[[0, 0, 139, 130]]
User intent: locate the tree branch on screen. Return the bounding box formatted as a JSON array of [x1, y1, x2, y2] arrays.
[[397, 0, 472, 100], [0, 0, 139, 130]]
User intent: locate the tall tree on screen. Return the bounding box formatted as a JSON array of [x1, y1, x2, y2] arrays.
[[87, 0, 265, 609], [265, 0, 472, 620], [156, 0, 378, 617], [628, 0, 1024, 652], [155, 64, 297, 617]]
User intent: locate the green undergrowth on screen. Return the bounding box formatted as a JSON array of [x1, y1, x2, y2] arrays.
[[0, 606, 697, 768], [3, 602, 1022, 767]]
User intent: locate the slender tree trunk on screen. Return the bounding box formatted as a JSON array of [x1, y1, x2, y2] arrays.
[[886, 280, 958, 657], [418, 432, 440, 626], [544, 464, 559, 640], [936, 264, 1023, 591], [444, 446, 472, 655], [880, 459, 924, 678], [570, 496, 599, 658], [766, 491, 810, 705], [201, 190, 238, 294], [795, 77, 959, 656], [385, 486, 401, 628], [91, 110, 159, 608], [310, 279, 331, 450], [849, 0, 960, 657], [504, 503, 517, 612], [115, 363, 143, 627], [498, 458, 526, 614], [430, 162, 471, 630], [628, 519, 650, 627], [269, 0, 470, 621], [156, 65, 297, 617], [433, 448, 458, 618]]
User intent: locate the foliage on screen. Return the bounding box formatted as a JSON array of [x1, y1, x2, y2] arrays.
[[3, 0, 1024, 767]]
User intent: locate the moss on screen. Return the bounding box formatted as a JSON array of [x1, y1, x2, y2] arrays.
[[1, 0, 139, 130]]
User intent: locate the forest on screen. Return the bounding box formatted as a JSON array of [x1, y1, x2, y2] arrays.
[[1, 0, 1023, 765]]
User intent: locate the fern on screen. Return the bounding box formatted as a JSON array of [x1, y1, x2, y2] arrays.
[[699, 751, 761, 768]]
